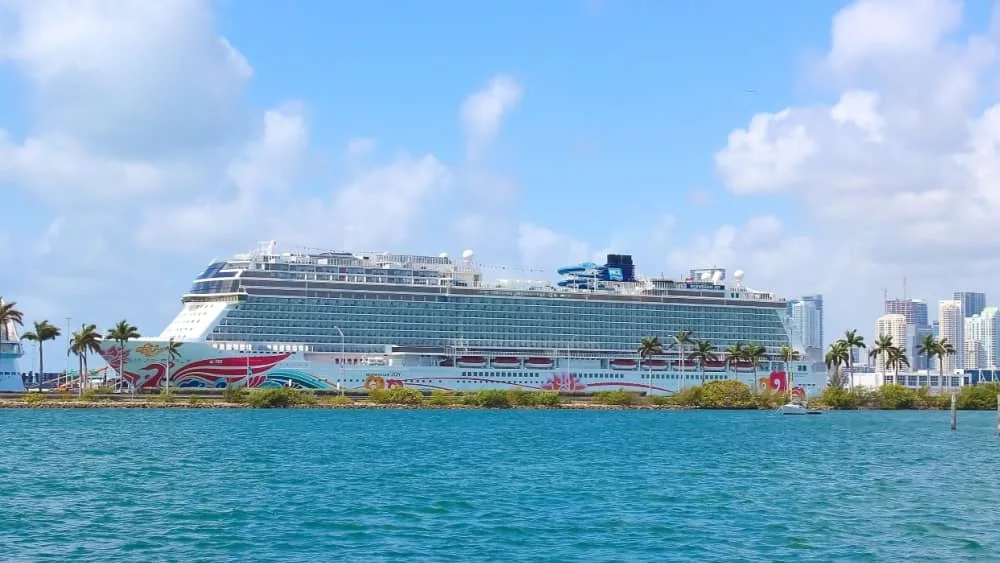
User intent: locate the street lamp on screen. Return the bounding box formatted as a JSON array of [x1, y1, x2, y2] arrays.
[[333, 325, 345, 392], [672, 335, 684, 389]]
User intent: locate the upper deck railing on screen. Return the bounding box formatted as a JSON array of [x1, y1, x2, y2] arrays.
[[201, 249, 786, 304]]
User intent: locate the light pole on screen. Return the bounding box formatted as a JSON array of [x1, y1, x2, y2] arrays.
[[672, 335, 684, 390], [333, 325, 345, 392], [65, 316, 72, 392]]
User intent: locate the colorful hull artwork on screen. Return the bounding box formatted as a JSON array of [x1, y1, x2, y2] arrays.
[[100, 340, 796, 395]]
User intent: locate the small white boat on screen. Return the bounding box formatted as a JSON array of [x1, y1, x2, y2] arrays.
[[779, 402, 822, 415]]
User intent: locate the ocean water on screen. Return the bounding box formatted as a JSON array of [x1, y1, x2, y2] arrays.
[[1, 409, 999, 562]]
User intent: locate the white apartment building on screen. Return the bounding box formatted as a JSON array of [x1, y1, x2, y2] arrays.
[[938, 299, 964, 372], [964, 306, 999, 369], [875, 314, 908, 373]]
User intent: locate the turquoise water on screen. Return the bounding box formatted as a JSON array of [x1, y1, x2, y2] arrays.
[[1, 409, 999, 561]]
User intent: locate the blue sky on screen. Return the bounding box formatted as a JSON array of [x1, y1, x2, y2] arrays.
[[4, 0, 1000, 368]]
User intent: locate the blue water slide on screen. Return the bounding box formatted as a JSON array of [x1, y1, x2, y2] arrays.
[[557, 264, 587, 276]]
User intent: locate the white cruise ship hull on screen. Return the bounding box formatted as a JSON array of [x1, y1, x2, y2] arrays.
[[99, 340, 821, 396]]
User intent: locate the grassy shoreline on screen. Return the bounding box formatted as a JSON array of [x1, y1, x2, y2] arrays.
[[3, 380, 999, 410]]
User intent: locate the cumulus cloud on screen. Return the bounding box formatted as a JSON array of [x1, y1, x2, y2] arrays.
[[714, 0, 1000, 334], [460, 74, 523, 160]]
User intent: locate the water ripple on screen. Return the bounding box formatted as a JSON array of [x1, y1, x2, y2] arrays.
[[1, 409, 999, 561]]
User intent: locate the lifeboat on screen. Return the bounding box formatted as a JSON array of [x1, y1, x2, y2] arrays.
[[671, 359, 699, 368], [640, 358, 668, 370], [731, 360, 754, 369], [492, 356, 521, 369], [704, 360, 727, 370], [456, 355, 487, 368], [524, 357, 554, 369], [438, 358, 455, 367], [610, 359, 638, 370]]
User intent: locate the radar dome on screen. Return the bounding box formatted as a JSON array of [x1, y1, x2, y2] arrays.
[[462, 249, 475, 261], [439, 252, 449, 259], [734, 270, 745, 283], [700, 271, 711, 281]]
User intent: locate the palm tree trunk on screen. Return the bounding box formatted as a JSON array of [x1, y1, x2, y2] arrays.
[[37, 342, 43, 392]]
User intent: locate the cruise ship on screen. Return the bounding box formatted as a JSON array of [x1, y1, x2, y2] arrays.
[[100, 242, 826, 395]]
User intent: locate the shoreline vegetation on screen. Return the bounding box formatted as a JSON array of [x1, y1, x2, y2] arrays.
[[3, 381, 1000, 411]]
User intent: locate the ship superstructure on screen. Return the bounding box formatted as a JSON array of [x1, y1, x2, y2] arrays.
[[101, 242, 825, 395]]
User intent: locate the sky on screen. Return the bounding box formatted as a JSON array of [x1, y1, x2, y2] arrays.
[[4, 0, 1000, 368]]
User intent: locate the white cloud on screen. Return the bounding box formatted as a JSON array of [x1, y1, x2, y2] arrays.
[[665, 216, 815, 287], [33, 215, 64, 255], [517, 223, 594, 269], [715, 0, 1000, 335], [0, 0, 252, 156], [345, 137, 376, 160], [461, 74, 523, 160]]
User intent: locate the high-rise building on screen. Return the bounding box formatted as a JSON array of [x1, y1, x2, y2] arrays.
[[938, 300, 964, 372], [885, 298, 932, 371], [964, 307, 999, 369], [885, 298, 929, 326], [953, 291, 986, 318], [786, 295, 823, 359], [875, 314, 908, 373]]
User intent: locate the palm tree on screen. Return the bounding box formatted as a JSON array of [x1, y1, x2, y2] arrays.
[[936, 337, 956, 393], [68, 328, 87, 392], [825, 341, 850, 389], [687, 339, 718, 385], [0, 299, 24, 342], [21, 320, 61, 391], [670, 330, 693, 386], [637, 336, 664, 395], [839, 329, 866, 390], [105, 320, 140, 389], [916, 334, 939, 379], [778, 345, 801, 399], [868, 333, 895, 375], [887, 345, 909, 382], [68, 324, 101, 393], [745, 342, 766, 383], [163, 337, 183, 394], [725, 341, 746, 372]]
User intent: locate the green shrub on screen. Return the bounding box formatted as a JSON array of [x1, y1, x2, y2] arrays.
[[223, 386, 249, 404], [325, 394, 353, 406], [669, 386, 703, 407], [699, 380, 756, 409], [187, 396, 205, 406], [754, 386, 786, 409], [591, 389, 640, 406], [817, 386, 858, 409], [462, 389, 511, 408], [915, 386, 949, 409], [877, 384, 917, 409], [957, 382, 1000, 410], [427, 389, 456, 406], [531, 391, 562, 407], [79, 388, 99, 402], [247, 387, 317, 408], [368, 387, 424, 405], [150, 392, 176, 404], [647, 395, 672, 406], [21, 392, 46, 404]]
